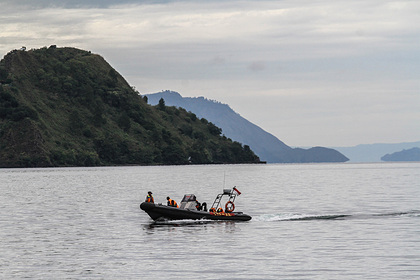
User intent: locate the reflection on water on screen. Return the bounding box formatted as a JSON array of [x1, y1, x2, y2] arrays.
[[143, 219, 240, 235]]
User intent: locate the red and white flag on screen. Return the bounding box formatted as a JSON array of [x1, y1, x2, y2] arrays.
[[233, 186, 241, 195]]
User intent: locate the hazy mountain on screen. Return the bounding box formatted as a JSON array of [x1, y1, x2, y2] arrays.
[[146, 91, 349, 163], [0, 47, 261, 167], [333, 141, 420, 162], [381, 147, 420, 162]]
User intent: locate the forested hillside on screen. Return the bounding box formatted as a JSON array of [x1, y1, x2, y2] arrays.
[[146, 91, 349, 163], [0, 46, 261, 167]]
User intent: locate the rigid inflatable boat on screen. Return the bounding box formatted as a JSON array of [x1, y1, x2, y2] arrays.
[[140, 187, 252, 221]]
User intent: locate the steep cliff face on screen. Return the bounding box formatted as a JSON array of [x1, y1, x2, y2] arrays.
[[0, 47, 261, 167], [146, 91, 349, 163]]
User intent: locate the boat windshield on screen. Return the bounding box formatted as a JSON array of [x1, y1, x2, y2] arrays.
[[181, 194, 197, 202]]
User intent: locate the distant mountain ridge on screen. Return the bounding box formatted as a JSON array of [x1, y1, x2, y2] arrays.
[[146, 91, 349, 163], [381, 147, 420, 162], [333, 141, 420, 162]]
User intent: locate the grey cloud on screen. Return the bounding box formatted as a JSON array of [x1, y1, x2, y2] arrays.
[[1, 0, 229, 9], [1, 0, 419, 146], [248, 61, 265, 72], [2, 0, 172, 9], [211, 55, 226, 65]]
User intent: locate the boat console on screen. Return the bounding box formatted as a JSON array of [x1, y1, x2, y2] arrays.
[[180, 194, 198, 210]]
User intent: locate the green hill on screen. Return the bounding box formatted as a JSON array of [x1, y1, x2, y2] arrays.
[[146, 91, 349, 163], [0, 46, 261, 167]]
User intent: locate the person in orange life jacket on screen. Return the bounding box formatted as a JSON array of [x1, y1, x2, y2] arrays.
[[167, 197, 179, 208], [145, 191, 154, 203]]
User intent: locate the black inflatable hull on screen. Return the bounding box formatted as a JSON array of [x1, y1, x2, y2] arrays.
[[140, 202, 252, 221]]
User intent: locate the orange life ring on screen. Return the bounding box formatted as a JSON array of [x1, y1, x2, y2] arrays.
[[225, 201, 235, 213]]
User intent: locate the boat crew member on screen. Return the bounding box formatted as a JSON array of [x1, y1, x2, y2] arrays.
[[195, 199, 202, 211], [145, 191, 154, 203], [167, 197, 179, 208]]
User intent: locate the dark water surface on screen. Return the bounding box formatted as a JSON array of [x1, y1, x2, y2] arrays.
[[1, 163, 419, 279]]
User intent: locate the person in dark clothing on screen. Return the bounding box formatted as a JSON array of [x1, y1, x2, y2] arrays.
[[195, 199, 207, 211], [195, 199, 202, 211]]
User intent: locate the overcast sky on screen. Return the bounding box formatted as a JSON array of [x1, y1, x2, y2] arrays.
[[1, 0, 419, 147]]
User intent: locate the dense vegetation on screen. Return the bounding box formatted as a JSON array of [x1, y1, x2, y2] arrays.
[[146, 91, 350, 163], [0, 46, 261, 167]]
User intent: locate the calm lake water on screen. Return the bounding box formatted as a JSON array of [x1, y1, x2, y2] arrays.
[[1, 163, 419, 279]]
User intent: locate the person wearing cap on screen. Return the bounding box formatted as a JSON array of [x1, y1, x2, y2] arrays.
[[145, 191, 154, 203], [166, 196, 179, 208]]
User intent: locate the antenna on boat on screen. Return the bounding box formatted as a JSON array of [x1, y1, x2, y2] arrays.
[[223, 171, 226, 188]]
